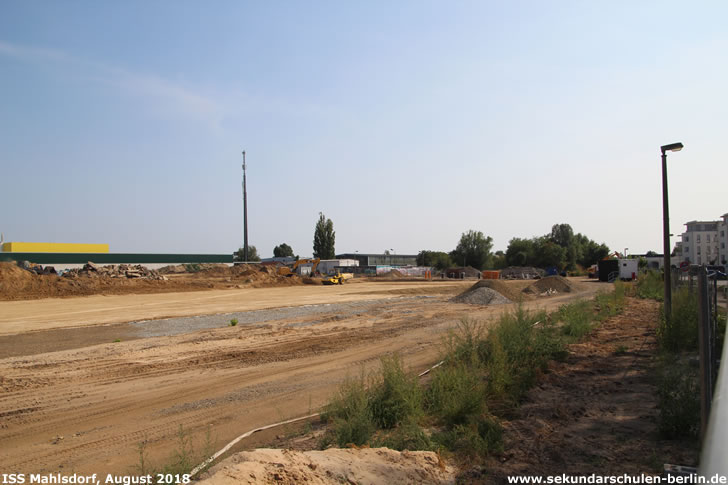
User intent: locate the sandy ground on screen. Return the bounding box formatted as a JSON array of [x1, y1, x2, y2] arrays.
[[198, 448, 456, 484], [0, 277, 605, 475]]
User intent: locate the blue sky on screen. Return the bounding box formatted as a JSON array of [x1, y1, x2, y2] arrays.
[[1, 1, 726, 258]]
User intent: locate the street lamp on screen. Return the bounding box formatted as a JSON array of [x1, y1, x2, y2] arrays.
[[661, 142, 683, 322]]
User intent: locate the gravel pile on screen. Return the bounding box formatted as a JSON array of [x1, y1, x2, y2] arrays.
[[452, 287, 512, 306]]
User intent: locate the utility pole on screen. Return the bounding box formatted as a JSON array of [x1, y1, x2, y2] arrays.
[[242, 151, 248, 262]]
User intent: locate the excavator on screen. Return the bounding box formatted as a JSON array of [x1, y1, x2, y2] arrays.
[[277, 258, 320, 277]]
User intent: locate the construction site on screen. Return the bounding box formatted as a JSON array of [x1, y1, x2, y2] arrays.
[[0, 256, 704, 482]]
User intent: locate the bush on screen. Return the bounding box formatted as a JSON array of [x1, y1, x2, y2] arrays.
[[594, 280, 627, 319], [426, 363, 486, 426], [657, 358, 700, 440], [229, 318, 238, 327], [658, 287, 698, 353], [432, 413, 503, 457], [483, 306, 561, 409], [372, 419, 433, 451], [369, 355, 423, 429], [322, 373, 375, 447]]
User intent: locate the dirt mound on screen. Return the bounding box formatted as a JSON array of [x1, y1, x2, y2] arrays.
[[452, 284, 512, 305], [524, 275, 573, 295], [0, 262, 34, 293], [470, 280, 531, 302], [378, 269, 405, 279], [198, 447, 455, 485]]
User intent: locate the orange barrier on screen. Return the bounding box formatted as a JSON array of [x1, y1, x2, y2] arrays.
[[482, 270, 500, 279]]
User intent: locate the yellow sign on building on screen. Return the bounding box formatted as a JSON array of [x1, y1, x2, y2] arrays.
[[1, 242, 110, 253]]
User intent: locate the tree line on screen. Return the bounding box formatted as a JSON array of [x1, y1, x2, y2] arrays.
[[418, 224, 609, 271], [236, 216, 609, 272]]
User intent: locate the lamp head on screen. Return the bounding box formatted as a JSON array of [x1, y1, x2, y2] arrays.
[[661, 142, 684, 153]]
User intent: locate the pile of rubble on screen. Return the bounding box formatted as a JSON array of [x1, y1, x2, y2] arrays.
[[500, 266, 545, 280], [62, 262, 166, 280]]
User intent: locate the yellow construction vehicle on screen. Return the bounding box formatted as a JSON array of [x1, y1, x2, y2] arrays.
[[277, 258, 320, 277], [322, 272, 346, 285]]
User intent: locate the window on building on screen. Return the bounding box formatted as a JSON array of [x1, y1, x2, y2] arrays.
[[697, 235, 701, 243], [722, 242, 725, 249], [697, 246, 701, 254], [685, 236, 689, 242], [698, 256, 702, 264], [722, 230, 725, 237]]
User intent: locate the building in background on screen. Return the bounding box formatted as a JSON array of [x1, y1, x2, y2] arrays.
[[680, 216, 727, 266], [335, 253, 418, 267]]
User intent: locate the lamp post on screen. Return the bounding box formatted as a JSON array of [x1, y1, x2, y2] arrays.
[[661, 142, 683, 322]]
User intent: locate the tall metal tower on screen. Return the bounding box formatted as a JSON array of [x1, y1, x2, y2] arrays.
[[242, 151, 248, 262]]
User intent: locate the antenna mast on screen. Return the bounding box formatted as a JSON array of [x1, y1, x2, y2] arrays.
[[242, 151, 248, 262]]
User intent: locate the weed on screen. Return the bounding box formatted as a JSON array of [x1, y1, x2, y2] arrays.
[[133, 437, 152, 475], [442, 318, 486, 367], [557, 300, 593, 339], [614, 345, 628, 355], [322, 372, 375, 447], [229, 318, 238, 327], [372, 419, 433, 451], [161, 425, 196, 474], [426, 363, 486, 426], [635, 271, 664, 301], [113, 338, 121, 343], [368, 354, 423, 429], [657, 287, 698, 353], [432, 414, 503, 458], [657, 357, 700, 440], [183, 263, 202, 273]]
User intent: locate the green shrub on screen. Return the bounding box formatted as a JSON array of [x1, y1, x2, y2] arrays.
[[229, 318, 238, 327], [372, 419, 433, 451], [635, 271, 664, 301], [369, 355, 423, 429], [557, 300, 593, 339], [657, 358, 700, 439], [322, 373, 375, 447], [432, 413, 503, 457], [658, 287, 698, 353], [594, 281, 627, 319], [483, 306, 562, 409], [426, 363, 486, 426], [183, 263, 202, 273], [443, 318, 487, 368]]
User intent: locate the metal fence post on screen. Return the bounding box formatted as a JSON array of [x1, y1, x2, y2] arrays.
[[697, 266, 713, 441]]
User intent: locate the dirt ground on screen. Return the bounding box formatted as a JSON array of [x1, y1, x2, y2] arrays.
[[0, 277, 604, 475]]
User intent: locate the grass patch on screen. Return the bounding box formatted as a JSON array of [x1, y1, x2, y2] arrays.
[[229, 318, 238, 327]]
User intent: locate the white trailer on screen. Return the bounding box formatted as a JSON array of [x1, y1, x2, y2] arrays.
[[618, 259, 639, 281]]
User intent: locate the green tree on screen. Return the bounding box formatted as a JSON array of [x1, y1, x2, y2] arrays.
[[273, 243, 294, 258], [234, 245, 260, 262], [492, 250, 508, 270], [505, 238, 535, 267], [313, 212, 335, 259], [532, 237, 566, 268], [449, 230, 494, 270], [416, 250, 453, 270]]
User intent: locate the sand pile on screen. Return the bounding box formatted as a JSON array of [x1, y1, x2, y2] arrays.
[[198, 447, 455, 485], [452, 282, 512, 305], [524, 275, 573, 295], [378, 269, 405, 279], [0, 262, 34, 294], [471, 280, 530, 302]]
